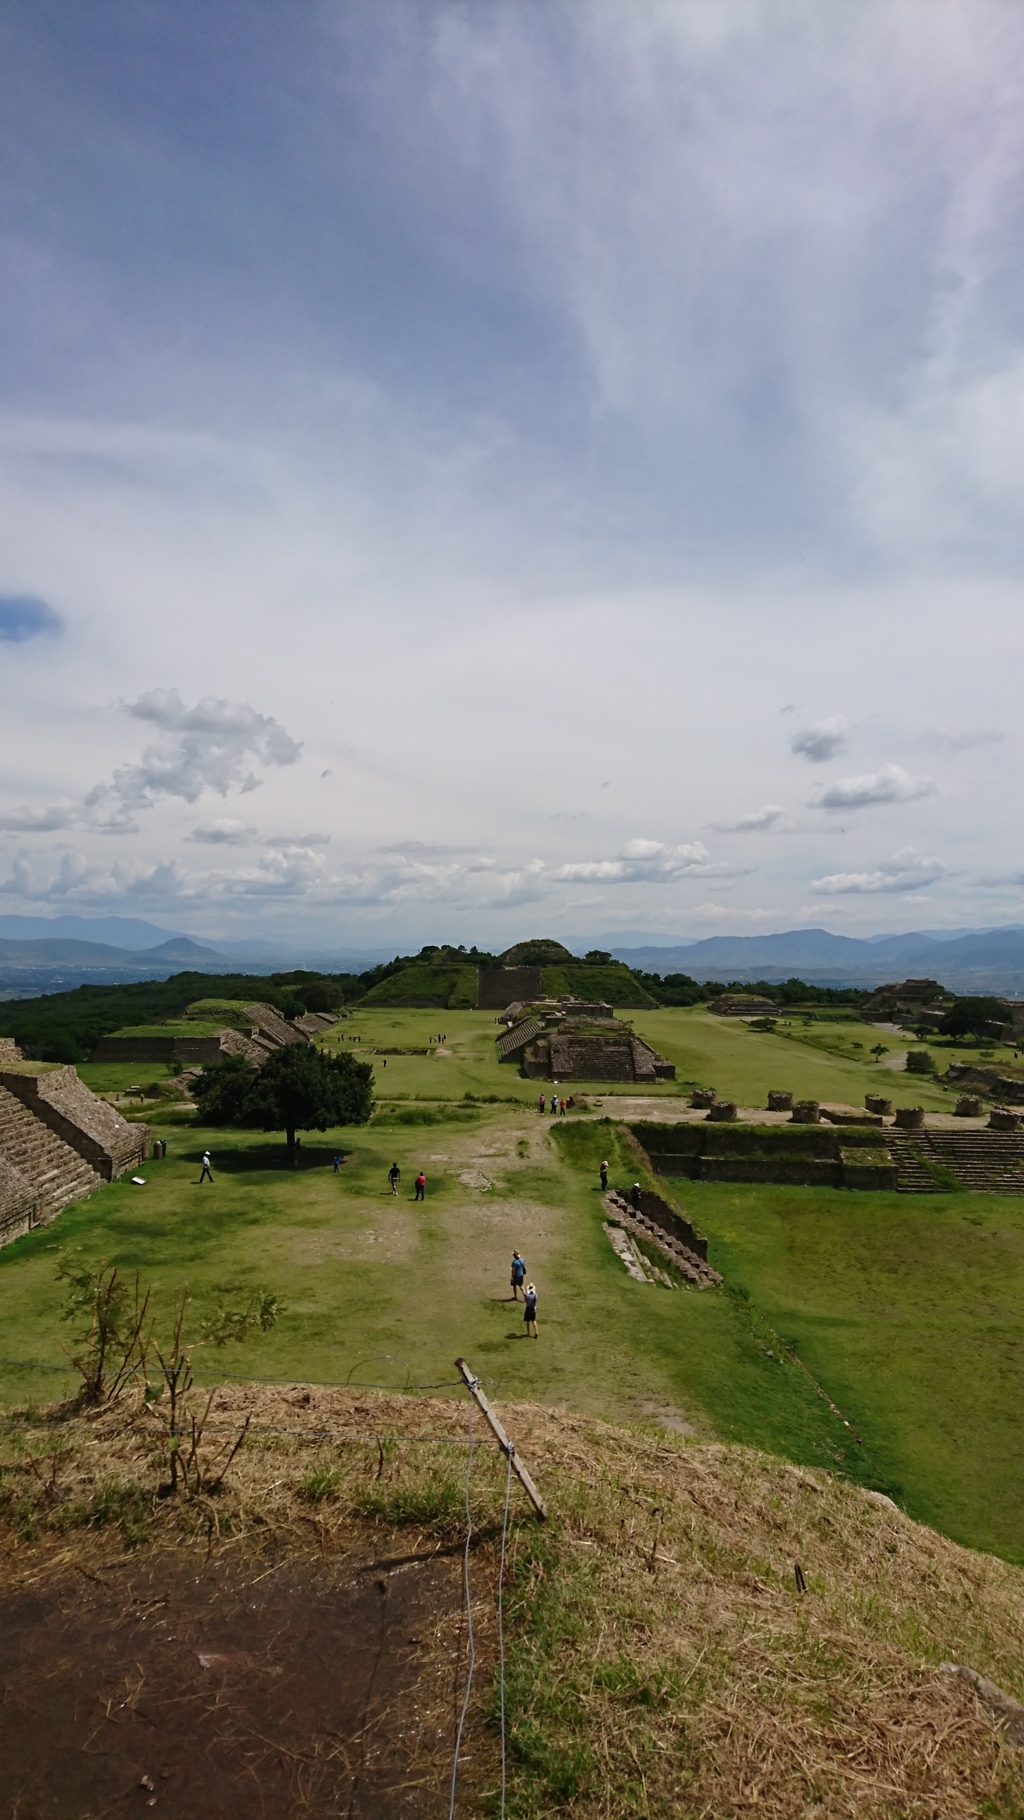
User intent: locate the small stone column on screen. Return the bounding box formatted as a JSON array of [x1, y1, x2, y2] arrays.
[[894, 1107, 924, 1130], [707, 1099, 738, 1121], [954, 1095, 982, 1117], [767, 1090, 793, 1111], [865, 1094, 892, 1116], [791, 1100, 820, 1123]]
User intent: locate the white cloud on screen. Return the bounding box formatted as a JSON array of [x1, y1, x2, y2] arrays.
[[711, 804, 787, 833], [812, 763, 937, 812], [791, 716, 850, 763], [925, 725, 1004, 751], [87, 690, 301, 812], [811, 848, 946, 894], [187, 820, 257, 845], [551, 839, 726, 884]]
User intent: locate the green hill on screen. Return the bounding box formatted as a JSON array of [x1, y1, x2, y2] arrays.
[[540, 962, 657, 1007], [357, 963, 479, 1008]]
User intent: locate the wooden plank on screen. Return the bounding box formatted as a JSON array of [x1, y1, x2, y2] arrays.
[[455, 1357, 547, 1520]]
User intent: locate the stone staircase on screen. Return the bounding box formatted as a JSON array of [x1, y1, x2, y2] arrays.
[[889, 1130, 1024, 1193], [0, 1081, 102, 1235]]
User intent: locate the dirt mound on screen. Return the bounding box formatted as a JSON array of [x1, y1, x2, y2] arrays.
[[2, 1385, 1023, 1818]]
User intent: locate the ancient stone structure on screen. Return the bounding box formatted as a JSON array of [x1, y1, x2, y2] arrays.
[[945, 1062, 1024, 1105], [955, 1095, 983, 1117], [859, 980, 951, 1026], [791, 1100, 820, 1123], [989, 1108, 1021, 1131], [767, 1090, 793, 1111], [0, 1038, 23, 1063], [635, 1117, 1024, 1195], [865, 1094, 892, 1116], [710, 994, 778, 1018], [0, 1065, 148, 1249], [690, 1088, 716, 1108], [92, 1001, 316, 1067], [603, 1188, 721, 1287], [707, 1100, 738, 1121], [497, 1004, 673, 1082], [478, 966, 544, 1010], [894, 1107, 925, 1130]]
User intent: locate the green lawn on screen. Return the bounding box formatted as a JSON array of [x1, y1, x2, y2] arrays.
[[1, 1007, 1022, 1565]]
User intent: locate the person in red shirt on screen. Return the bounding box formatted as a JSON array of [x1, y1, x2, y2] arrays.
[[414, 1171, 426, 1201]]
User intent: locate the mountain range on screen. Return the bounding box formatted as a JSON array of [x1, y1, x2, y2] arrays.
[[611, 927, 1024, 994]]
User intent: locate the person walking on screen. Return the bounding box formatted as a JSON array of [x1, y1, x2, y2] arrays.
[[538, 1093, 546, 1114], [523, 1283, 538, 1338], [600, 1159, 609, 1190], [510, 1250, 526, 1300], [199, 1150, 213, 1184], [559, 1098, 566, 1115], [388, 1161, 401, 1195], [414, 1171, 426, 1202], [630, 1182, 642, 1211], [333, 1153, 341, 1173]]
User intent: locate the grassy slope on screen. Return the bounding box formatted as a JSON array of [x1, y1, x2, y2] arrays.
[[2, 1007, 1022, 1562]]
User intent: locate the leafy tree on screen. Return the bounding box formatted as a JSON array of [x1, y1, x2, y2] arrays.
[[192, 1053, 257, 1124], [584, 949, 612, 964], [244, 1045, 373, 1162], [870, 1043, 888, 1062], [905, 1049, 937, 1074], [938, 997, 1008, 1044]]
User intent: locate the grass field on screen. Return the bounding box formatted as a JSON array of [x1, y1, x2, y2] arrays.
[[1, 1006, 1022, 1564]]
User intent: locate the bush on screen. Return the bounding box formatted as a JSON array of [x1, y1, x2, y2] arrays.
[[906, 1049, 937, 1074]]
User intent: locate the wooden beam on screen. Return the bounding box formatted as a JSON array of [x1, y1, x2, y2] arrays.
[[455, 1357, 547, 1520]]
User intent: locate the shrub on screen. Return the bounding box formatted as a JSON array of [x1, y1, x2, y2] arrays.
[[906, 1050, 937, 1074]]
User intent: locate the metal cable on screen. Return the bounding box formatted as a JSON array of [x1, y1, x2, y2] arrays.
[[497, 1436, 514, 1820], [448, 1395, 476, 1820]]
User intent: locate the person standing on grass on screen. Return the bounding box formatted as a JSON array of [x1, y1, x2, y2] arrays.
[[333, 1153, 341, 1173], [539, 1093, 546, 1114], [523, 1283, 538, 1338], [199, 1150, 213, 1184], [600, 1160, 609, 1190], [510, 1250, 526, 1299], [559, 1098, 566, 1115], [388, 1161, 401, 1195], [414, 1170, 426, 1201]]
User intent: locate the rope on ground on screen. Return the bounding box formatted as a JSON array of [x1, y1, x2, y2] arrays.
[[0, 1359, 467, 1391], [497, 1433, 514, 1820], [448, 1389, 477, 1820]]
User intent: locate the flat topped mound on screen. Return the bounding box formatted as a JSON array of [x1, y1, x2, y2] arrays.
[[2, 1386, 1023, 1818]]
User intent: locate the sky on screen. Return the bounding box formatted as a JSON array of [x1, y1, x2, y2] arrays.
[[1, 0, 1023, 953]]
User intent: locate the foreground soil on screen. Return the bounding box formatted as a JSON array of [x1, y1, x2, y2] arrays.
[[2, 1384, 1024, 1817]]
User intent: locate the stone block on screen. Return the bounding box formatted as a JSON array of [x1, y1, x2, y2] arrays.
[[791, 1100, 820, 1123], [989, 1107, 1022, 1131], [767, 1090, 793, 1110], [894, 1107, 925, 1130], [955, 1095, 983, 1117], [707, 1099, 738, 1121], [865, 1094, 892, 1115], [691, 1087, 716, 1108]]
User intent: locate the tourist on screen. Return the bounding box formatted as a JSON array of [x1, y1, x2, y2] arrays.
[[559, 1098, 566, 1116], [333, 1153, 341, 1173], [388, 1161, 401, 1195], [538, 1093, 546, 1114], [631, 1182, 642, 1211], [414, 1170, 426, 1201], [199, 1150, 213, 1184], [510, 1250, 526, 1300], [523, 1283, 538, 1338], [600, 1160, 609, 1190]]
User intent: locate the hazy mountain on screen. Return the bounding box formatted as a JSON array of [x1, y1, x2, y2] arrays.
[[0, 913, 187, 948], [612, 926, 1024, 994]]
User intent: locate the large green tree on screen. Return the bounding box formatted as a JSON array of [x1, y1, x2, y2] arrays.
[[938, 997, 1008, 1044], [193, 1046, 373, 1160]]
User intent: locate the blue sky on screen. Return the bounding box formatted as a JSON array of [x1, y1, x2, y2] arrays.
[[1, 0, 1023, 948]]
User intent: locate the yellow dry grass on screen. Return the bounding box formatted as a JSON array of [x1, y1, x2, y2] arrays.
[[2, 1384, 1023, 1817]]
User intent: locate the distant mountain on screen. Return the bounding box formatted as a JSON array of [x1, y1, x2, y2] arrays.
[[0, 913, 186, 949], [612, 926, 1024, 995]]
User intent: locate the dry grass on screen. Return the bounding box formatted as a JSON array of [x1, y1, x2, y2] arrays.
[[2, 1385, 1023, 1817]]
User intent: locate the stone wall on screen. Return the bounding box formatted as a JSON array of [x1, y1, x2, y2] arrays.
[[0, 1066, 148, 1180], [477, 966, 543, 1009]]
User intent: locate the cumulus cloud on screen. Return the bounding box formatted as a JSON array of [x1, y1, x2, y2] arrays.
[[711, 805, 786, 833], [811, 848, 946, 894], [0, 803, 79, 832], [0, 594, 62, 642], [550, 839, 727, 884], [87, 690, 301, 812], [187, 820, 257, 845], [790, 716, 850, 763], [812, 763, 937, 812]]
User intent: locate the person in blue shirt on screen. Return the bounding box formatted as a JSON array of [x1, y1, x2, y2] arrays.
[[510, 1251, 526, 1300], [523, 1284, 538, 1338]]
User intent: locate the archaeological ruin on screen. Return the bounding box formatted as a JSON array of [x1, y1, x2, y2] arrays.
[[497, 999, 675, 1082], [0, 1052, 150, 1248], [91, 1001, 336, 1066]]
